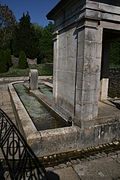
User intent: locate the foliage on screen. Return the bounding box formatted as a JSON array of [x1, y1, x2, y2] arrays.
[[18, 51, 28, 69], [0, 50, 7, 73], [30, 64, 53, 75], [39, 22, 54, 63], [32, 22, 54, 64], [110, 41, 120, 66], [0, 5, 54, 72], [0, 64, 53, 77], [13, 12, 39, 58], [32, 23, 43, 38], [0, 4, 16, 50], [5, 48, 12, 67], [0, 49, 9, 73]]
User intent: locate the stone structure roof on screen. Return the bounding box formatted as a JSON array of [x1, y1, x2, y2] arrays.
[[47, 0, 120, 20], [47, 0, 71, 19]]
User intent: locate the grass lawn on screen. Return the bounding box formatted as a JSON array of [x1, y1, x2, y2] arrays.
[[0, 64, 53, 77]]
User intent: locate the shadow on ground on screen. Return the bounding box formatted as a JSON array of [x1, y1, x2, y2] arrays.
[[46, 171, 60, 180]]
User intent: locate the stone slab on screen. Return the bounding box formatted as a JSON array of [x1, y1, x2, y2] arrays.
[[73, 156, 120, 179], [50, 167, 80, 180]]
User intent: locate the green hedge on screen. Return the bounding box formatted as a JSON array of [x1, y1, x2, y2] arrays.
[[0, 49, 10, 73], [0, 64, 53, 77], [18, 51, 28, 69], [5, 49, 12, 67]]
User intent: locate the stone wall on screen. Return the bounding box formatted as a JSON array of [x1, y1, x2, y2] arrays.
[[53, 27, 77, 116], [11, 56, 37, 65], [27, 58, 37, 65]]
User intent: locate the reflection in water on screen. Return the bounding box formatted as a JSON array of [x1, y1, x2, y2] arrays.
[[38, 83, 53, 100], [14, 83, 70, 131]]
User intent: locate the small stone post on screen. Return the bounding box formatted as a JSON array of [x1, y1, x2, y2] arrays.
[[29, 69, 38, 90]]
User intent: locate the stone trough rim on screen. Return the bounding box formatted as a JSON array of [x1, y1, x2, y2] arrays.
[[8, 81, 120, 157], [8, 81, 80, 156]]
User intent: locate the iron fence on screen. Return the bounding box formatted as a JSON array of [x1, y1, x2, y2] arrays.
[[0, 108, 47, 180]]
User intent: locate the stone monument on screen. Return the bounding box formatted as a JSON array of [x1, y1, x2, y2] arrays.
[[47, 0, 120, 126], [29, 69, 38, 90]]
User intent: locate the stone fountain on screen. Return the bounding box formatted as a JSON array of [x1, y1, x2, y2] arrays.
[[8, 0, 120, 158]]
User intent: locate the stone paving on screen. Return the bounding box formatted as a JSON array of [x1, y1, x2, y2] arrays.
[[0, 83, 16, 125], [46, 151, 120, 180], [0, 82, 120, 179]]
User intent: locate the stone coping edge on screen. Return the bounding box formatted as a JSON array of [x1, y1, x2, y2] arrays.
[[0, 76, 52, 83], [8, 82, 79, 157], [8, 82, 38, 140], [43, 82, 53, 88], [30, 89, 69, 123]]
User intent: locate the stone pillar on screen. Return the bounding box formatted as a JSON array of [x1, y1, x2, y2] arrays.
[[99, 40, 110, 101], [74, 21, 103, 126], [99, 79, 109, 101], [29, 69, 38, 90], [53, 31, 59, 103]]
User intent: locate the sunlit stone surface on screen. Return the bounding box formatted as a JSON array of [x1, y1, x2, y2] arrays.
[[29, 69, 38, 90], [47, 0, 120, 126]]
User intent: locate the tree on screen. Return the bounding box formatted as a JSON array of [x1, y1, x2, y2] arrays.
[[18, 51, 28, 69], [0, 4, 16, 50], [32, 23, 43, 38], [0, 50, 9, 73], [13, 12, 39, 58], [39, 22, 54, 63], [5, 48, 12, 67], [32, 23, 44, 63]]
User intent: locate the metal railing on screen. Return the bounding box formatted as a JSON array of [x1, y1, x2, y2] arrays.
[[0, 109, 47, 180]]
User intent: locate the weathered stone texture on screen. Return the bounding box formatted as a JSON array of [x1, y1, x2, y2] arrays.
[[53, 28, 77, 115], [75, 26, 103, 123], [29, 69, 38, 90], [48, 0, 120, 126], [9, 81, 120, 157], [55, 0, 85, 30]]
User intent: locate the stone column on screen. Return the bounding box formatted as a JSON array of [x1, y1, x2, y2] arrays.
[[99, 40, 110, 101], [74, 21, 103, 126], [29, 69, 38, 90], [53, 31, 59, 103]]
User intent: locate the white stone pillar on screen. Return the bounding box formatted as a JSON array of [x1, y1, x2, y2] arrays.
[[99, 40, 110, 101], [53, 31, 59, 103], [74, 21, 103, 126], [99, 78, 109, 100], [29, 69, 38, 90]]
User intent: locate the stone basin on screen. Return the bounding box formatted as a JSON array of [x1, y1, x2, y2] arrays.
[[8, 81, 120, 158], [14, 83, 70, 131]]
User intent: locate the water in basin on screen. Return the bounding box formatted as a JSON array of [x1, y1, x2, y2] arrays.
[[14, 83, 70, 131], [38, 83, 53, 100]]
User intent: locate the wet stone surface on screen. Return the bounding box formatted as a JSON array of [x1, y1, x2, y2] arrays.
[[38, 83, 53, 100], [14, 83, 70, 131]]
